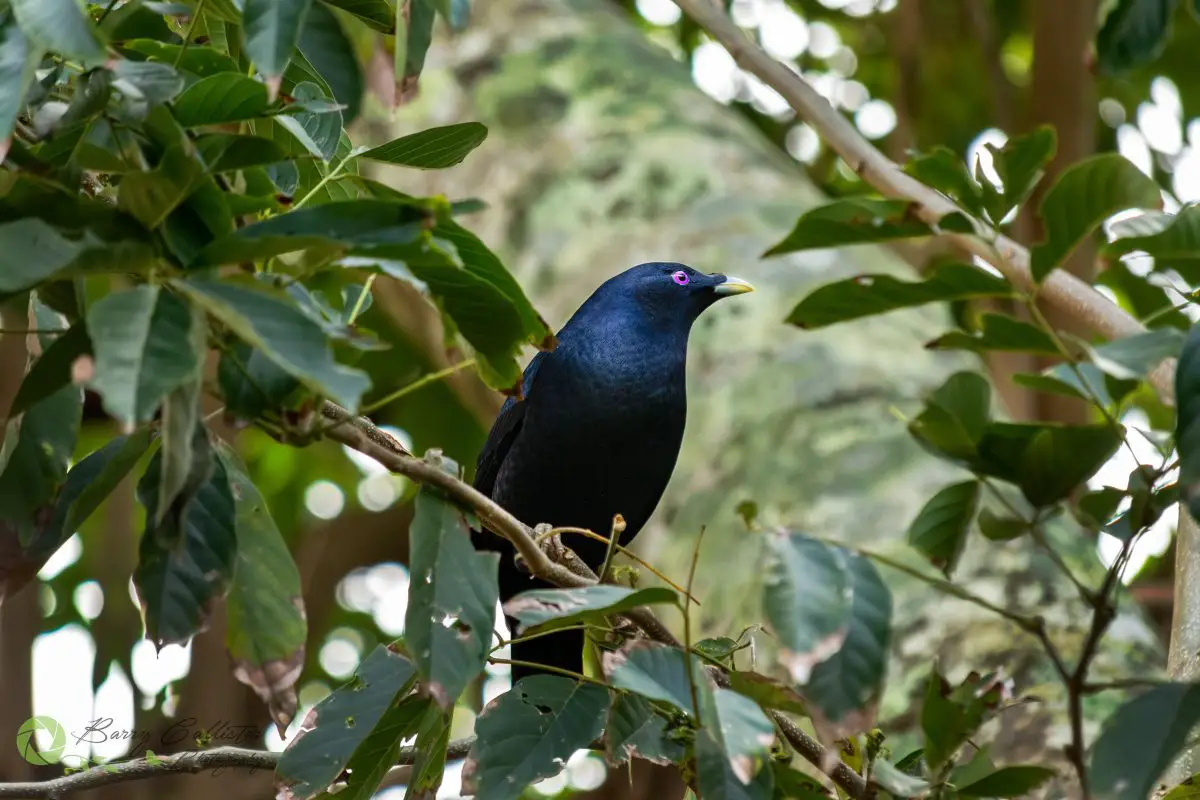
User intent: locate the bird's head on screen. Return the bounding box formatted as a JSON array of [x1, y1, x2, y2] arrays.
[[590, 262, 754, 326]]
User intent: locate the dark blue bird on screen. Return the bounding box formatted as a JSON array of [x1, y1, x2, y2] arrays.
[[471, 262, 754, 681]]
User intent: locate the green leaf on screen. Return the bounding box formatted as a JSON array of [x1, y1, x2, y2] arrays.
[[196, 133, 288, 172], [463, 676, 609, 800], [275, 644, 419, 800], [786, 263, 1012, 329], [1096, 0, 1174, 75], [504, 585, 678, 635], [1031, 154, 1162, 281], [0, 9, 42, 161], [1106, 205, 1200, 279], [694, 637, 744, 664], [111, 60, 185, 106], [275, 81, 341, 161], [360, 122, 489, 169], [157, 374, 204, 525], [404, 475, 499, 709], [907, 371, 992, 465], [218, 444, 307, 733], [117, 144, 208, 228], [176, 278, 371, 411], [604, 640, 704, 716], [133, 430, 237, 647], [871, 760, 932, 798], [906, 481, 980, 577], [322, 0, 394, 32], [977, 508, 1030, 541], [926, 313, 1059, 355], [903, 146, 983, 215], [10, 321, 92, 417], [1164, 775, 1200, 799], [957, 765, 1056, 797], [1088, 328, 1185, 379], [976, 422, 1124, 507], [326, 695, 429, 800], [605, 693, 685, 767], [695, 685, 775, 799], [763, 198, 933, 257], [405, 704, 452, 800], [243, 0, 315, 87], [1090, 683, 1200, 800], [394, 0, 435, 97], [761, 531, 852, 684], [122, 40, 240, 78], [1177, 323, 1200, 524], [172, 73, 271, 126], [193, 198, 433, 265], [0, 218, 156, 296], [803, 550, 892, 736], [217, 340, 307, 420], [87, 286, 205, 425], [980, 126, 1056, 223], [1, 429, 149, 601], [920, 668, 1009, 771], [726, 671, 807, 715], [11, 0, 105, 65], [1013, 361, 1139, 411], [0, 308, 83, 545], [298, 1, 363, 123]]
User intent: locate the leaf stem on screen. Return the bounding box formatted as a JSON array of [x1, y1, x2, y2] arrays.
[[292, 151, 356, 210], [487, 658, 614, 689], [173, 0, 207, 68], [345, 274, 376, 326], [682, 526, 706, 719]]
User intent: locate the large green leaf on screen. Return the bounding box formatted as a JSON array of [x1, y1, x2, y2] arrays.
[[394, 0, 436, 99], [196, 133, 289, 173], [1030, 153, 1162, 281], [405, 705, 452, 800], [111, 60, 185, 106], [786, 263, 1012, 329], [925, 313, 1058, 355], [761, 531, 852, 684], [0, 218, 156, 296], [122, 40, 240, 78], [907, 371, 993, 465], [275, 645, 419, 800], [176, 278, 371, 411], [957, 766, 1056, 798], [694, 685, 775, 800], [172, 73, 271, 127], [87, 286, 205, 425], [193, 198, 434, 264], [11, 0, 105, 65], [1088, 328, 1185, 380], [323, 695, 429, 800], [219, 445, 307, 734], [1, 429, 151, 601], [0, 8, 41, 161], [1096, 0, 1174, 75], [803, 550, 892, 738], [503, 585, 678, 635], [404, 467, 499, 709], [906, 480, 980, 578], [9, 321, 92, 417], [462, 676, 609, 800], [764, 198, 934, 257], [243, 0, 315, 88], [360, 123, 488, 169], [1090, 683, 1200, 800], [133, 430, 238, 647], [275, 81, 341, 161], [603, 640, 704, 716], [605, 693, 684, 767], [297, 2, 363, 123], [975, 422, 1125, 507], [1106, 204, 1200, 275], [903, 146, 983, 216], [217, 340, 307, 421]]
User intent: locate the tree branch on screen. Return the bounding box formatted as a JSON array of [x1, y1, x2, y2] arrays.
[[0, 739, 478, 799], [668, 0, 1171, 405]]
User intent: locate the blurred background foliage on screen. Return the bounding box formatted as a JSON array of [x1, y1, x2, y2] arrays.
[[4, 0, 1198, 798]]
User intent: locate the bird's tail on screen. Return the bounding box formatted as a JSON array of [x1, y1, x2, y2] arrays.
[[507, 624, 585, 683]]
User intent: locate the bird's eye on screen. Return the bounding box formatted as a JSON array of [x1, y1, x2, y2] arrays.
[[671, 270, 690, 286]]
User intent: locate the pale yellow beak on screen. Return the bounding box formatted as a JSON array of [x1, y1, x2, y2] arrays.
[[713, 276, 755, 296]]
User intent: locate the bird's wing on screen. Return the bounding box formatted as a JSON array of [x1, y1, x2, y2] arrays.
[[472, 351, 548, 497]]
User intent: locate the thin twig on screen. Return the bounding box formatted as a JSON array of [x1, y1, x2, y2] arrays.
[[487, 658, 614, 688], [173, 0, 207, 69], [0, 739, 478, 799], [683, 526, 706, 718]]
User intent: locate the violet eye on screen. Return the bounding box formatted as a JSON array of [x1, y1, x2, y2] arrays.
[[671, 270, 689, 286]]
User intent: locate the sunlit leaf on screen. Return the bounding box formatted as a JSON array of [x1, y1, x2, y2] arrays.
[[764, 198, 933, 257], [360, 122, 488, 169], [979, 126, 1056, 223], [172, 73, 271, 126], [322, 0, 394, 32]]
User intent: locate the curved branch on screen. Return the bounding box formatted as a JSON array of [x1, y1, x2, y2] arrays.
[[0, 739, 478, 799]]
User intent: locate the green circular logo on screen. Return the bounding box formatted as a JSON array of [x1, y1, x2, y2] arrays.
[[16, 716, 66, 765]]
